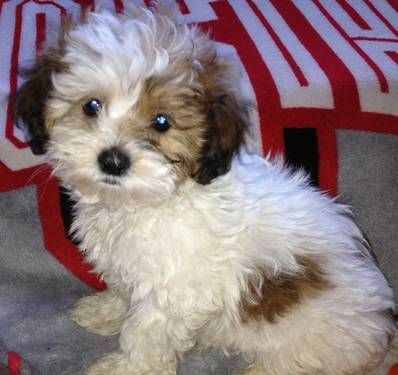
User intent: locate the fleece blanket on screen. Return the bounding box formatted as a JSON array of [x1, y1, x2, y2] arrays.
[[0, 0, 397, 374]]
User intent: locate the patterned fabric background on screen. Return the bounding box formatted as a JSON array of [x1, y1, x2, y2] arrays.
[[0, 1, 397, 374]]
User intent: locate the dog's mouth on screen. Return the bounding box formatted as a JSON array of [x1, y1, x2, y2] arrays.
[[101, 176, 121, 186]]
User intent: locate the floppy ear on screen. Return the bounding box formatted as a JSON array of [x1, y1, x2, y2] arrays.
[[15, 51, 63, 155], [193, 89, 249, 185]]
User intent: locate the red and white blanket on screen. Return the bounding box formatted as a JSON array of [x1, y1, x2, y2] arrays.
[[0, 1, 397, 374]]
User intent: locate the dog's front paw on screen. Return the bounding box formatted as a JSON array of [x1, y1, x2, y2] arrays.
[[71, 291, 127, 336], [86, 351, 177, 375]]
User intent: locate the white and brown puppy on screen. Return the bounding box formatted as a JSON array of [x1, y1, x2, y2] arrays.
[[16, 4, 396, 375]]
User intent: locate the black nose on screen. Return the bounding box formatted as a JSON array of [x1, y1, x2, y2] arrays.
[[97, 147, 131, 176]]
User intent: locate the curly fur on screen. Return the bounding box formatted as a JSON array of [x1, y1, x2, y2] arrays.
[[16, 4, 396, 375]]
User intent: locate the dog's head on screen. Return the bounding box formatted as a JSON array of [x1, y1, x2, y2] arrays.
[[16, 6, 248, 206]]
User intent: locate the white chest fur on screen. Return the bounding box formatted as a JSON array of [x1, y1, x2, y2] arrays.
[[72, 176, 245, 304]]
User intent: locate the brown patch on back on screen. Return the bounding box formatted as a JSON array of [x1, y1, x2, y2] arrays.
[[240, 256, 331, 323]]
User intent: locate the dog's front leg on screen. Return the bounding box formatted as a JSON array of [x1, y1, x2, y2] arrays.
[[86, 307, 178, 375]]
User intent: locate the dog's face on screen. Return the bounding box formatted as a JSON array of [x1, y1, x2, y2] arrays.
[[17, 7, 247, 206]]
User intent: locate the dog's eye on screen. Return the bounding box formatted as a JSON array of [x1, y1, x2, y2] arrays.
[[83, 98, 102, 117], [151, 114, 171, 132]]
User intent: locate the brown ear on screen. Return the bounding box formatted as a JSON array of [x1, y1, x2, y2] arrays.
[[16, 51, 64, 155], [194, 91, 248, 185]]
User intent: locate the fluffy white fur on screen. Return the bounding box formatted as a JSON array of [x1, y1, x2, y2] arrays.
[[72, 152, 395, 375], [19, 5, 396, 375]]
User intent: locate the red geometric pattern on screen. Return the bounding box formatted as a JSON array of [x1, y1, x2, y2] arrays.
[[0, 0, 107, 290], [0, 1, 397, 371], [203, 0, 398, 195], [1, 0, 397, 285]]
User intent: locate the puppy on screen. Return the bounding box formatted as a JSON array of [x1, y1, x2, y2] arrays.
[[16, 4, 396, 375]]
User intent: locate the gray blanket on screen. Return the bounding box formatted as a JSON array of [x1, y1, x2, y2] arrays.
[[1, 0, 397, 374], [1, 133, 397, 374]]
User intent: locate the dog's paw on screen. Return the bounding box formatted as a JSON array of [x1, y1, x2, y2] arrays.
[[86, 351, 177, 375], [71, 291, 127, 336]]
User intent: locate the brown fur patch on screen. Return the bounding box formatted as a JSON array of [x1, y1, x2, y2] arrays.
[[192, 52, 249, 185], [16, 45, 66, 154], [136, 65, 248, 184], [137, 75, 208, 179], [193, 90, 248, 184], [240, 256, 331, 323]]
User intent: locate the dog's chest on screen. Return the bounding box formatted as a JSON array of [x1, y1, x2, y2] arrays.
[[74, 197, 226, 292]]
